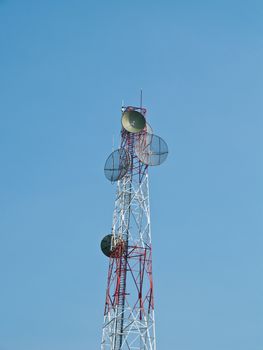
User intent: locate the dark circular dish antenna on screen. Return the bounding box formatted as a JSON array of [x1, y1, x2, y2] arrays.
[[135, 133, 168, 166], [104, 148, 130, 182], [101, 234, 113, 257], [122, 110, 146, 133], [100, 234, 126, 258]]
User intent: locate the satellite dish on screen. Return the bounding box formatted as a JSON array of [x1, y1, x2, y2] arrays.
[[104, 148, 130, 182], [101, 234, 113, 257], [122, 110, 146, 133], [100, 234, 126, 258], [135, 133, 168, 166]]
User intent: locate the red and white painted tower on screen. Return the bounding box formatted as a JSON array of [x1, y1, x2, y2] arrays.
[[101, 103, 168, 350]]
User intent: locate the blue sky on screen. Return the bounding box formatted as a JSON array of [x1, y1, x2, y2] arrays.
[[0, 0, 262, 349]]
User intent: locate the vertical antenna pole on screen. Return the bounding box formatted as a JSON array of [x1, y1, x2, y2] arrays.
[[140, 89, 143, 109]]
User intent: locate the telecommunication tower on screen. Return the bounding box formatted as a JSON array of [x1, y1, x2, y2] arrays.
[[100, 103, 168, 350]]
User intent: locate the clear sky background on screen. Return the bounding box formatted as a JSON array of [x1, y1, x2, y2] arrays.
[[0, 1, 262, 349]]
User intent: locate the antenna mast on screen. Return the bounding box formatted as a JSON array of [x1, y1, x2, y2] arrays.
[[101, 102, 168, 350]]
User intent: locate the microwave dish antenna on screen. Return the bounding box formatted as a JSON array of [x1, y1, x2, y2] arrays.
[[135, 133, 168, 166], [104, 148, 130, 182], [121, 110, 146, 133]]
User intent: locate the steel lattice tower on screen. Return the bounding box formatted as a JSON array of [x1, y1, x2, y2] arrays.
[[100, 104, 168, 350]]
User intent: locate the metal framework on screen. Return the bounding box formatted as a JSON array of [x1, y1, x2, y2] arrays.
[[101, 106, 156, 350]]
